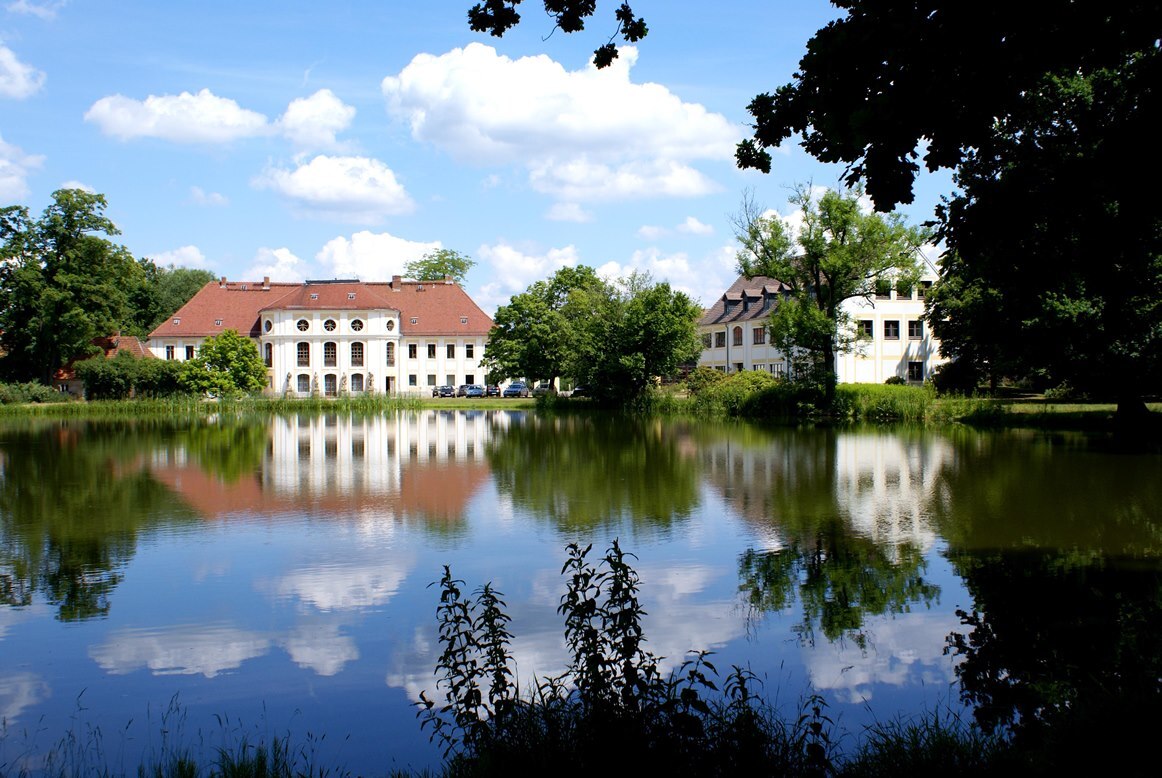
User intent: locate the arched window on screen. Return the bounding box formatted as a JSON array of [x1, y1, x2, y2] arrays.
[[350, 342, 364, 367], [386, 342, 396, 366], [351, 373, 364, 392], [264, 342, 273, 367], [297, 342, 310, 367], [732, 326, 743, 346], [296, 374, 310, 393], [324, 341, 337, 367]]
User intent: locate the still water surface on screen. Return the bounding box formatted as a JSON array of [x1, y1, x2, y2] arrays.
[[1, 411, 1160, 773]]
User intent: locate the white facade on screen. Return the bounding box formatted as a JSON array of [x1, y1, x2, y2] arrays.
[[698, 275, 946, 384]]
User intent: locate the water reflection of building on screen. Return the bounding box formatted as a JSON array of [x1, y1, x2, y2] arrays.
[[702, 430, 953, 551], [149, 411, 505, 524]]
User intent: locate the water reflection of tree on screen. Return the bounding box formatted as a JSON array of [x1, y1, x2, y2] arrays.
[[486, 414, 700, 530], [740, 529, 938, 647], [0, 422, 196, 620], [946, 549, 1162, 772], [926, 430, 1162, 770]]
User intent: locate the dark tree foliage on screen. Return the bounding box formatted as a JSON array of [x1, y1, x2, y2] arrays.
[[735, 1, 1162, 420], [126, 260, 217, 336], [468, 0, 647, 68]]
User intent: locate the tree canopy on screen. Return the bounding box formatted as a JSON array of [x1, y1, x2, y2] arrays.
[[733, 1, 1162, 419], [126, 261, 217, 336], [468, 0, 647, 68], [180, 329, 268, 397], [404, 248, 476, 284], [483, 266, 701, 403], [734, 186, 929, 402], [0, 190, 140, 384]]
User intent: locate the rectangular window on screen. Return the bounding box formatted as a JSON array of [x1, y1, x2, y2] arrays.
[[908, 361, 924, 381], [408, 374, 417, 386], [324, 342, 337, 367], [427, 343, 436, 359], [753, 327, 766, 345], [859, 320, 873, 339], [466, 344, 474, 359], [447, 344, 455, 358], [185, 346, 195, 360], [908, 320, 923, 339], [427, 374, 436, 386], [297, 374, 310, 393], [885, 320, 900, 340], [919, 280, 933, 299], [753, 363, 766, 372], [447, 374, 455, 385], [165, 345, 174, 360], [875, 280, 892, 300], [701, 333, 712, 348], [297, 342, 310, 367], [408, 344, 417, 359], [771, 363, 786, 376], [714, 332, 726, 348], [897, 281, 914, 300], [465, 374, 475, 384], [732, 327, 743, 346]]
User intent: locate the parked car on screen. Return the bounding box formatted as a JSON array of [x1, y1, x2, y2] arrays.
[[485, 384, 501, 397], [457, 384, 470, 397], [532, 382, 553, 397], [432, 385, 455, 397], [503, 382, 530, 398], [465, 384, 486, 398], [570, 384, 589, 398]]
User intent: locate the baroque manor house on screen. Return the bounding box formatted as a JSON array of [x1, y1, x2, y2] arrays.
[[698, 272, 946, 384], [149, 276, 493, 396]]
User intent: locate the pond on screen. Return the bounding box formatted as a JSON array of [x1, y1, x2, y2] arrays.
[[1, 410, 1160, 774]]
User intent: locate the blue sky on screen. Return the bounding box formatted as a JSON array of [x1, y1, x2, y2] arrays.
[[1, 1, 952, 313]]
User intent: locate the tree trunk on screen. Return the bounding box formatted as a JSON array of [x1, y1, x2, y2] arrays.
[[1114, 393, 1154, 451]]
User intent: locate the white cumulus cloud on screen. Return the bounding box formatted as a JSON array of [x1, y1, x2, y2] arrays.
[[151, 245, 208, 268], [382, 43, 738, 202], [0, 44, 45, 99], [59, 179, 94, 192], [474, 241, 580, 313], [5, 1, 66, 20], [544, 202, 591, 223], [245, 246, 307, 282], [85, 88, 271, 143], [316, 230, 438, 280], [0, 133, 43, 199], [277, 88, 356, 151], [677, 216, 714, 236], [253, 155, 414, 223], [190, 186, 228, 206]]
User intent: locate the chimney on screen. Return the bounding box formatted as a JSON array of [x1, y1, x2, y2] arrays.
[[444, 274, 453, 284], [219, 276, 226, 287], [262, 276, 270, 290], [391, 274, 401, 290]]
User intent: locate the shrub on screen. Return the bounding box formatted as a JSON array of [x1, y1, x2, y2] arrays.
[[928, 359, 981, 396], [884, 375, 906, 385], [419, 541, 836, 777], [684, 366, 727, 396], [0, 380, 69, 404]]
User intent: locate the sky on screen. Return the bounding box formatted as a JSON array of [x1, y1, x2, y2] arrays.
[[0, 0, 953, 314]]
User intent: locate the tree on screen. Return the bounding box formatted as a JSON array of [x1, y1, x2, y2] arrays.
[[733, 1, 1162, 422], [566, 271, 702, 402], [126, 260, 217, 336], [179, 329, 268, 397], [404, 248, 476, 284], [733, 186, 929, 407], [0, 190, 141, 384], [468, 1, 647, 69], [482, 265, 605, 385]]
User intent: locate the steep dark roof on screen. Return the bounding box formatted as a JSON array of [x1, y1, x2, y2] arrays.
[[698, 275, 788, 326]]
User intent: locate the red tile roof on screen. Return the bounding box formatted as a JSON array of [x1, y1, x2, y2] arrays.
[[54, 334, 154, 381], [150, 278, 493, 339]]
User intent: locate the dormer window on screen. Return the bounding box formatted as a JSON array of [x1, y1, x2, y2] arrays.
[[347, 292, 356, 300], [410, 317, 418, 325], [215, 319, 223, 326], [173, 318, 181, 325], [310, 293, 319, 300], [460, 316, 468, 324]]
